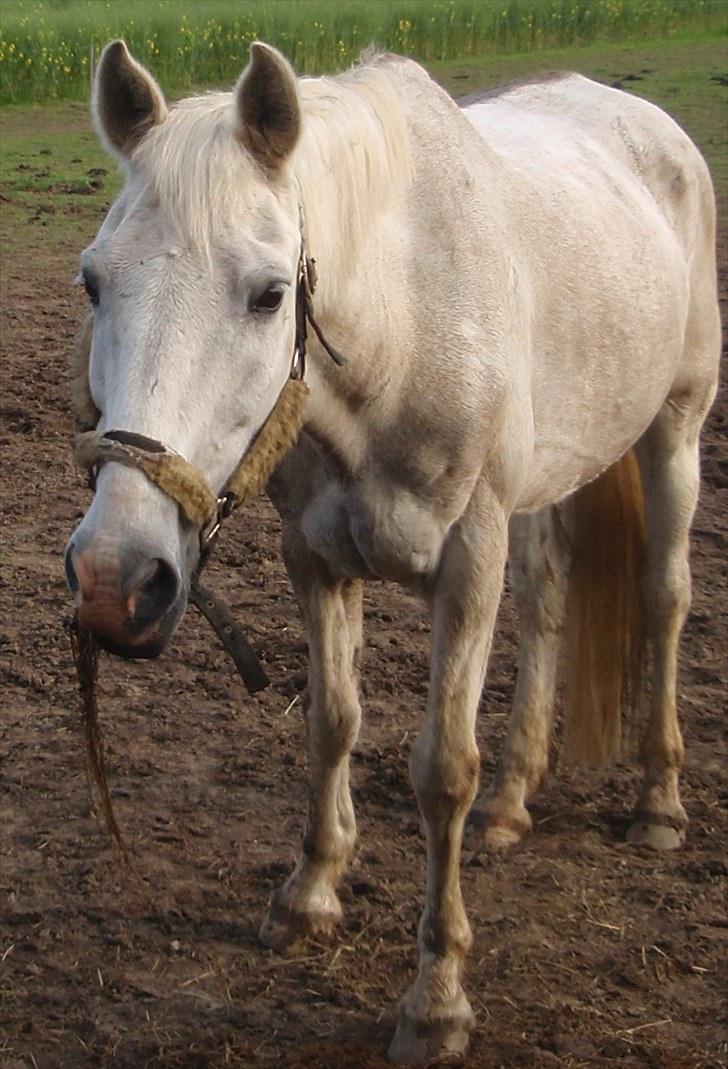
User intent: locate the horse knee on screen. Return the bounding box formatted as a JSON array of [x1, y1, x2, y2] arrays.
[[410, 736, 480, 818], [307, 688, 361, 764], [645, 562, 691, 631]]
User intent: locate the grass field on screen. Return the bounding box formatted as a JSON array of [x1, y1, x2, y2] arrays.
[[1, 0, 726, 104]]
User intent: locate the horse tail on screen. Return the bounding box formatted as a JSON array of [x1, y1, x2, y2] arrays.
[[563, 448, 647, 766]]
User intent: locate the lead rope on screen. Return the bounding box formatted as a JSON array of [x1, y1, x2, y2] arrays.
[[68, 613, 150, 887], [69, 377, 309, 873]]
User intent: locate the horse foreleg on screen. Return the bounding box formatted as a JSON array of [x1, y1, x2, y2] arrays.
[[390, 492, 507, 1065], [471, 508, 571, 850], [260, 531, 363, 952]]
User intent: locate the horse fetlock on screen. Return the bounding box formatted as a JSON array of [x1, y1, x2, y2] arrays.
[[259, 868, 343, 954], [466, 789, 532, 851], [639, 735, 685, 775], [627, 783, 687, 850], [389, 960, 474, 1066], [419, 912, 472, 963], [303, 819, 356, 868]]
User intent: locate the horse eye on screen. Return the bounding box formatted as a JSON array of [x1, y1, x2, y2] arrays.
[[250, 286, 284, 314], [83, 272, 100, 307]]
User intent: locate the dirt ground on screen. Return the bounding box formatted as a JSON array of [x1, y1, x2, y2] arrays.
[[1, 61, 727, 1069]]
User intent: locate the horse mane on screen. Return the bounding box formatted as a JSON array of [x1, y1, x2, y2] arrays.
[[130, 56, 413, 283], [295, 62, 413, 286], [131, 92, 248, 253]]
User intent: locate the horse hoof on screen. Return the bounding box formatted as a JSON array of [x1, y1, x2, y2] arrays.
[[259, 890, 342, 955], [388, 980, 474, 1067], [388, 1006, 472, 1066], [626, 812, 687, 851], [466, 805, 530, 851]]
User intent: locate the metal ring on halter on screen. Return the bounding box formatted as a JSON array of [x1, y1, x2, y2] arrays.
[[199, 491, 237, 559], [290, 345, 305, 381]]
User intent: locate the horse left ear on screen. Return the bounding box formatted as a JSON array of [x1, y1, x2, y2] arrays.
[[235, 42, 301, 170]]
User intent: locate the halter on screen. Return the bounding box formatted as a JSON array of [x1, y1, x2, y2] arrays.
[[72, 231, 344, 691], [74, 234, 343, 559]]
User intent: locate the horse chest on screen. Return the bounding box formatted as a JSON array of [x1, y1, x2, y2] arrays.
[[300, 476, 451, 586]]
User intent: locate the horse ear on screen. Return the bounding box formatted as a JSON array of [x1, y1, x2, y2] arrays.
[[235, 42, 301, 170], [93, 40, 167, 160]]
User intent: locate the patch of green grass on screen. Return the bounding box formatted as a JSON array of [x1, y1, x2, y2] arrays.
[[1, 0, 726, 104], [0, 107, 120, 206], [0, 101, 119, 269]]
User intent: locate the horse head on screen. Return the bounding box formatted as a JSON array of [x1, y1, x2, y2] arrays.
[[64, 40, 305, 657]]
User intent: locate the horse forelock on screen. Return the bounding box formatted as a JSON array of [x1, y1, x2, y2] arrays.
[[125, 60, 412, 278], [130, 93, 257, 254]]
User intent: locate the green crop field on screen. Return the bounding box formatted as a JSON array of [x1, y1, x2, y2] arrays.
[[0, 0, 726, 104]]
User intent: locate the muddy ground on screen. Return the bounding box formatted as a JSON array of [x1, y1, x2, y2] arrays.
[[1, 53, 727, 1069]]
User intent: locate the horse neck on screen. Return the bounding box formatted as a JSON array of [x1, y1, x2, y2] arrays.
[[294, 67, 412, 310]]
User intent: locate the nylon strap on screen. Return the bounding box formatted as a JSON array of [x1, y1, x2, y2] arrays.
[[189, 579, 270, 693]]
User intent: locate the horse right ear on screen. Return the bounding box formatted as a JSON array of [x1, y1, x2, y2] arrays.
[[93, 40, 167, 161]]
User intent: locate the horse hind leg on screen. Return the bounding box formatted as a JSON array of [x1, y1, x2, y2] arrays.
[[468, 508, 570, 850], [628, 379, 717, 850], [260, 526, 363, 952]]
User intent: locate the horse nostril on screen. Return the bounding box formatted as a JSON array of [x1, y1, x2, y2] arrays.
[[139, 558, 178, 608], [128, 557, 180, 631], [64, 547, 80, 595]]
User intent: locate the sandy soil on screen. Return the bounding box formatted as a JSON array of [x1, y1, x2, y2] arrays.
[[1, 71, 726, 1069]]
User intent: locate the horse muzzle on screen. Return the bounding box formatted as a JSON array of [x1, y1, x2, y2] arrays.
[[64, 535, 186, 658]]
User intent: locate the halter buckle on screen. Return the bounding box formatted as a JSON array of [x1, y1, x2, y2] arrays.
[[199, 491, 237, 557], [290, 346, 305, 381]]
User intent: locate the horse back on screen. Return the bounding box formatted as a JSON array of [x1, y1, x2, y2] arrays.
[[461, 72, 714, 260]]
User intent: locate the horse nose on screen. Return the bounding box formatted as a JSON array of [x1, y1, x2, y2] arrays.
[[64, 539, 182, 654]]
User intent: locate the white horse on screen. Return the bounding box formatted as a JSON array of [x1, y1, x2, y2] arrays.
[[65, 40, 720, 1064]]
